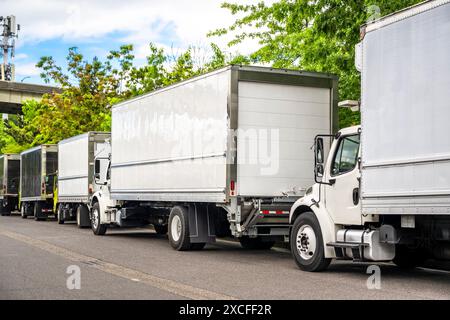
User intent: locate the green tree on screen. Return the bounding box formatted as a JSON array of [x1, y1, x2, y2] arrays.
[[211, 0, 422, 127], [0, 42, 240, 153]]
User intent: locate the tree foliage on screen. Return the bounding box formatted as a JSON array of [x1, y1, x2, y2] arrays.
[[210, 0, 422, 127], [1, 43, 240, 153]]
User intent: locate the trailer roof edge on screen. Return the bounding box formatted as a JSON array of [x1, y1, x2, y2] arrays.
[[111, 65, 338, 110], [362, 0, 450, 34]]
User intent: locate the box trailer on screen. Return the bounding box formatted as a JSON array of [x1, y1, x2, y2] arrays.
[[90, 65, 338, 251], [20, 145, 58, 221], [56, 132, 110, 227], [0, 154, 20, 216], [289, 0, 450, 271]]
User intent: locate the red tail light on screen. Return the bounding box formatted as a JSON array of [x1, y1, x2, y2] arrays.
[[230, 180, 235, 196]]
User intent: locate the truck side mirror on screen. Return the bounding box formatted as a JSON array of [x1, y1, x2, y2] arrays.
[[315, 137, 325, 165], [315, 163, 324, 177], [94, 159, 100, 175]]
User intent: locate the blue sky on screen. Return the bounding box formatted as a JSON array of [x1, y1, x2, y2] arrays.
[[2, 0, 274, 85]]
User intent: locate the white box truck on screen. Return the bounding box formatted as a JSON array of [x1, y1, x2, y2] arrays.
[[0, 154, 20, 216], [90, 65, 339, 250], [289, 0, 450, 271], [56, 132, 110, 227], [20, 145, 58, 220]]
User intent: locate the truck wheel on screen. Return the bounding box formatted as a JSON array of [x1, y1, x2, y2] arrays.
[[91, 202, 107, 236], [21, 205, 28, 219], [57, 205, 65, 224], [168, 206, 192, 251], [239, 237, 275, 250], [393, 245, 426, 269], [0, 201, 9, 216], [290, 212, 331, 272], [34, 202, 45, 221], [77, 205, 91, 228], [154, 224, 168, 235], [3, 203, 12, 216]]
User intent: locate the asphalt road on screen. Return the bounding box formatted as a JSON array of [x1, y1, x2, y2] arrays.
[[1, 214, 449, 300]]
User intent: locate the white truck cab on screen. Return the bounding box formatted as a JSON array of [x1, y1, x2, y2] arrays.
[[289, 126, 396, 272], [290, 1, 450, 272]]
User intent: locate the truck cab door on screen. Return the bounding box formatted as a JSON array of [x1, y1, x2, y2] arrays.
[[324, 134, 362, 226]]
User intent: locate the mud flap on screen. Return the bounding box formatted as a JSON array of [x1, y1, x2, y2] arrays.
[[78, 205, 91, 228], [188, 205, 216, 244]]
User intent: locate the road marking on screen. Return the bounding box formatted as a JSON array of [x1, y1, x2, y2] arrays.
[[0, 230, 236, 300]]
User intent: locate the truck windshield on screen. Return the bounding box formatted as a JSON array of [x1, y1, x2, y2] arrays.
[[331, 135, 360, 176]]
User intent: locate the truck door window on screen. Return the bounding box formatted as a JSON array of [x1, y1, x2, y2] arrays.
[[331, 135, 360, 176]]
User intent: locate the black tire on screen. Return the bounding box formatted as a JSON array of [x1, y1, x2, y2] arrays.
[[393, 245, 426, 269], [290, 212, 331, 272], [3, 204, 12, 216], [168, 206, 192, 251], [0, 201, 9, 216], [91, 202, 107, 236], [20, 205, 28, 219], [154, 224, 168, 235], [57, 205, 65, 224], [76, 205, 91, 228], [34, 202, 45, 221], [239, 237, 275, 250]]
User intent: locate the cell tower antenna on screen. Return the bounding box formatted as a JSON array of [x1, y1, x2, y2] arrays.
[[0, 15, 20, 81]]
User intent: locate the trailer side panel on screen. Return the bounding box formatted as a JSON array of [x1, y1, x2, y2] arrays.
[[111, 69, 230, 203], [58, 134, 90, 202], [361, 2, 450, 214], [237, 81, 332, 197]]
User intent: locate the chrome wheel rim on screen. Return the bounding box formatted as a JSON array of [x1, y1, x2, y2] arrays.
[[92, 208, 99, 230], [171, 215, 182, 242], [296, 224, 317, 260]]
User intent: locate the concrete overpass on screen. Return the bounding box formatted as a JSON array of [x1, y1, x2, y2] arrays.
[[0, 81, 61, 114]]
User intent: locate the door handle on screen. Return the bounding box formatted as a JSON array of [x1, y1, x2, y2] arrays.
[[352, 188, 360, 205]]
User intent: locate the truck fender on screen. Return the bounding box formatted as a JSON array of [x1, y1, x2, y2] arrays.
[[290, 198, 337, 259], [90, 191, 109, 224]]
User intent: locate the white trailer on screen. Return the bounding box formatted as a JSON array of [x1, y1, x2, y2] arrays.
[[20, 145, 58, 221], [0, 154, 20, 216], [56, 132, 110, 227], [289, 0, 450, 271], [91, 65, 339, 250]]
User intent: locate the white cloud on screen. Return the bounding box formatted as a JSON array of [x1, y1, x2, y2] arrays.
[[3, 0, 277, 55], [14, 62, 40, 78]]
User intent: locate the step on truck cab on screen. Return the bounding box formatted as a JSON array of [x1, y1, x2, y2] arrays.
[[56, 132, 111, 227], [289, 0, 450, 271], [20, 145, 58, 221], [0, 154, 20, 216], [90, 65, 339, 251]]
